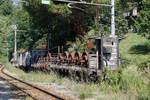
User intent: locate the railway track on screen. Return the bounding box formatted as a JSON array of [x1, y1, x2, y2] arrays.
[[0, 64, 75, 100]]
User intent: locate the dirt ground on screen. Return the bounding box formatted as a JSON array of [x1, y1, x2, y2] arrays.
[[0, 78, 26, 100]]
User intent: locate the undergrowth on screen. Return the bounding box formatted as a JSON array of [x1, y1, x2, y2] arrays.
[[0, 34, 150, 100], [138, 58, 150, 72]]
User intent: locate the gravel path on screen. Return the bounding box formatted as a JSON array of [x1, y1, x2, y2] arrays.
[[0, 79, 21, 100]]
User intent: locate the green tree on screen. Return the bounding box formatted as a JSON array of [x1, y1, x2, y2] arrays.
[[133, 1, 150, 38], [116, 0, 150, 38], [0, 0, 13, 56]]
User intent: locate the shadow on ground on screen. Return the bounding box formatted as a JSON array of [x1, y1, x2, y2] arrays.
[[130, 42, 150, 55], [0, 78, 28, 100]]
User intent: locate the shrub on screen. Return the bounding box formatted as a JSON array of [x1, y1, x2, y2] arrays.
[[138, 58, 150, 72], [102, 66, 148, 97], [79, 93, 87, 99], [102, 67, 123, 92], [120, 56, 131, 68]]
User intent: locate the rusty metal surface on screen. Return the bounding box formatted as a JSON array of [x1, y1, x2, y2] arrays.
[[31, 50, 90, 69], [16, 35, 119, 76]]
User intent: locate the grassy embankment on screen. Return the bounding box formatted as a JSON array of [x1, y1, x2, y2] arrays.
[[0, 33, 150, 100]]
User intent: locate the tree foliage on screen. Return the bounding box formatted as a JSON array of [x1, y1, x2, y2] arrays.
[[0, 0, 13, 56], [1, 0, 149, 57], [117, 0, 150, 38], [133, 1, 150, 38]]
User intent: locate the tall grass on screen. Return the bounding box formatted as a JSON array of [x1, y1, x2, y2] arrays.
[[0, 56, 63, 84], [1, 34, 150, 100]]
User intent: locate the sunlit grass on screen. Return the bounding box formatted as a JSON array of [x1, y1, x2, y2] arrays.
[[0, 57, 63, 84], [119, 33, 150, 65], [1, 33, 150, 100]]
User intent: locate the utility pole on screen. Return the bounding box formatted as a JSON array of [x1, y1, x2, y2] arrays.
[[47, 26, 50, 51], [13, 25, 17, 61], [96, 0, 100, 35], [111, 0, 115, 35]]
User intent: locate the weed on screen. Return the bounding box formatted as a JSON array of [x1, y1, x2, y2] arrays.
[[80, 93, 87, 99], [24, 96, 33, 100], [101, 67, 123, 92], [120, 56, 131, 68], [138, 58, 150, 72], [119, 34, 150, 65], [1, 34, 150, 100], [10, 86, 18, 91]]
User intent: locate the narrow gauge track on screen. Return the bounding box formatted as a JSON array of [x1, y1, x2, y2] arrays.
[[0, 64, 74, 100]]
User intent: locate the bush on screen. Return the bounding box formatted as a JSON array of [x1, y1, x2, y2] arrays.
[[104, 67, 121, 85], [102, 66, 149, 98], [120, 56, 131, 68], [79, 93, 87, 99], [133, 1, 150, 39], [138, 58, 150, 72], [119, 69, 144, 93], [102, 67, 123, 92]]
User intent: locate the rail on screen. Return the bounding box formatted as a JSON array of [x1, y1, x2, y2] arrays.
[[0, 64, 76, 100]]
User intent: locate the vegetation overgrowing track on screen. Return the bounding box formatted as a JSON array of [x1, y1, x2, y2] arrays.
[[0, 63, 75, 100]]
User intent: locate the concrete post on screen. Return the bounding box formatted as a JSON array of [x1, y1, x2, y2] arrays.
[[14, 25, 17, 61], [111, 0, 115, 35]]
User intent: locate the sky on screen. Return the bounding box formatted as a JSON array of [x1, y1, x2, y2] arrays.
[[12, 1, 20, 6]]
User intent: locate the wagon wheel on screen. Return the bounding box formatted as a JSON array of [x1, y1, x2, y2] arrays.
[[71, 52, 75, 63], [36, 57, 39, 63], [41, 58, 44, 68], [46, 52, 51, 62], [64, 51, 69, 63], [75, 51, 82, 65], [42, 58, 44, 68], [38, 58, 40, 68], [40, 58, 42, 68], [58, 53, 64, 64], [82, 50, 88, 61], [68, 52, 75, 65], [68, 53, 72, 64], [82, 50, 89, 67], [57, 54, 60, 64], [46, 53, 51, 66], [44, 58, 47, 68]]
